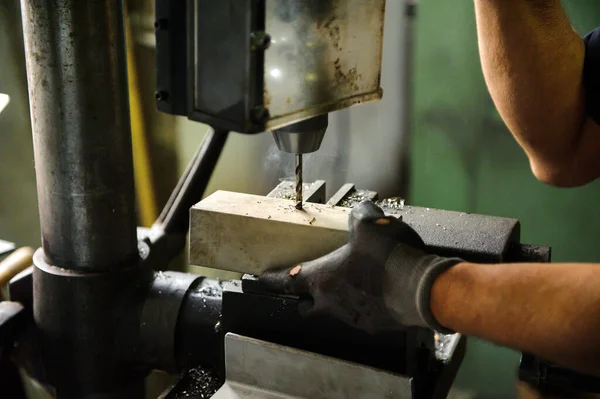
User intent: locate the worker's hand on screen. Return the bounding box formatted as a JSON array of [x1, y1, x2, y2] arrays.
[[260, 201, 461, 334]]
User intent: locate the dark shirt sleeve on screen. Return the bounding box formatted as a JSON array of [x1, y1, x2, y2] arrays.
[[584, 28, 600, 124]]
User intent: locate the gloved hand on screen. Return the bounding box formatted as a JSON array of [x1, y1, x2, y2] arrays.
[[259, 201, 462, 334]]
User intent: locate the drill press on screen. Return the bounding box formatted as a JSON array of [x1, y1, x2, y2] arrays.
[[156, 0, 385, 211], [7, 1, 567, 398]]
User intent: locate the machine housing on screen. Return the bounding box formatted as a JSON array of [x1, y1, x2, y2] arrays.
[[155, 0, 385, 133]]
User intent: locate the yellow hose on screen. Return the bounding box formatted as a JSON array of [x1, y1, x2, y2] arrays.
[[0, 247, 34, 287], [125, 7, 158, 227]]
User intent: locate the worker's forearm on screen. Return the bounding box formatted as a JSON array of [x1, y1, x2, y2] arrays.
[[431, 262, 600, 376], [474, 0, 587, 183]]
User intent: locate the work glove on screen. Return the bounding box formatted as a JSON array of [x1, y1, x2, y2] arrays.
[[259, 201, 462, 335]]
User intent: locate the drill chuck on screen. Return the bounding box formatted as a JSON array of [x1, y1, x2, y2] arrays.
[[271, 114, 328, 154]]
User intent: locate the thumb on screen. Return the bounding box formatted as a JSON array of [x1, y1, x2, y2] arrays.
[[259, 263, 312, 296], [259, 244, 351, 295]]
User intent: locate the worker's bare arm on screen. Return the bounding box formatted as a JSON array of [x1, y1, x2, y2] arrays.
[[474, 0, 600, 186], [432, 262, 600, 376]]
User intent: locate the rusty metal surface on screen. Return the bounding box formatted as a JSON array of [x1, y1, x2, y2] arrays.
[[264, 0, 386, 129]]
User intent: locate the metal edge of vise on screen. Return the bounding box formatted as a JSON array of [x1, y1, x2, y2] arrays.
[[162, 180, 553, 399]]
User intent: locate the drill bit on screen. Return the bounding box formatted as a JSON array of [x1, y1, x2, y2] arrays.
[[295, 154, 303, 210]]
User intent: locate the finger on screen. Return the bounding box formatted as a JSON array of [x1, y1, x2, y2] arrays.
[[259, 264, 312, 295], [350, 202, 426, 249], [349, 201, 386, 239], [350, 201, 385, 224], [349, 202, 402, 240]]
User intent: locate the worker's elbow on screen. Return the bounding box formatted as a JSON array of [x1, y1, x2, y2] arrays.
[[530, 160, 574, 187], [529, 158, 598, 188]]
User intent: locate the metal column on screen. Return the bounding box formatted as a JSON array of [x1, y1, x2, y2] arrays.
[[20, 1, 146, 397], [20, 0, 138, 271]]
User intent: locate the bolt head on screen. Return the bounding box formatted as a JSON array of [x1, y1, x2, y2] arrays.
[[250, 32, 271, 51]]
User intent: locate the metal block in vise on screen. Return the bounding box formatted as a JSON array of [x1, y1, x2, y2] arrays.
[[189, 190, 540, 276]]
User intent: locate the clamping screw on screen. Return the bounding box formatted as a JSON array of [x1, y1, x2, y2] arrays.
[[250, 31, 271, 51]]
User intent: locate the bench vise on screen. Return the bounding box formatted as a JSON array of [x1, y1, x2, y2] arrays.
[[159, 180, 550, 399]]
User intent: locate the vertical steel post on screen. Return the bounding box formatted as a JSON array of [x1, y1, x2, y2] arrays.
[[21, 0, 138, 271], [20, 1, 145, 397]]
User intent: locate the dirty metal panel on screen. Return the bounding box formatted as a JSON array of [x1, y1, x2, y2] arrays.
[[264, 0, 386, 129], [211, 333, 412, 399]]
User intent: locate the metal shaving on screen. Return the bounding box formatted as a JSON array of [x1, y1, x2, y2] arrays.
[[376, 197, 405, 210], [195, 284, 220, 298], [171, 367, 222, 399], [435, 333, 456, 363], [272, 181, 313, 201], [338, 190, 378, 208]]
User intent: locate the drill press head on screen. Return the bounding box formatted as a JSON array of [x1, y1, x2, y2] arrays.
[[271, 114, 328, 155], [155, 0, 386, 135]]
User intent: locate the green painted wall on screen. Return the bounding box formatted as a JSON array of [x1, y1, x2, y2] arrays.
[[411, 2, 600, 397]]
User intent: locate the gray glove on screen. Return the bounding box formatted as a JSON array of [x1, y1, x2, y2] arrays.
[[259, 201, 461, 334]]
